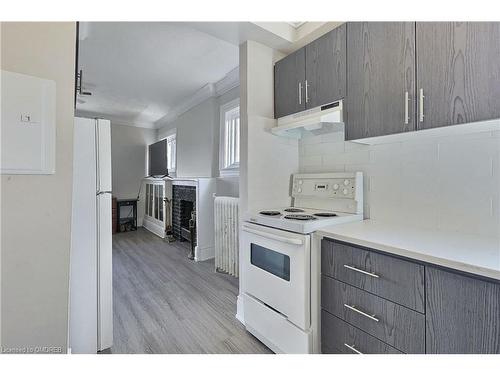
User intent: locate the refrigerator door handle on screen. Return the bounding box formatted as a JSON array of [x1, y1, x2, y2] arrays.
[[96, 190, 112, 195]]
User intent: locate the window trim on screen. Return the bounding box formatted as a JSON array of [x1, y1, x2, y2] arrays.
[[164, 133, 176, 175], [219, 98, 240, 177]]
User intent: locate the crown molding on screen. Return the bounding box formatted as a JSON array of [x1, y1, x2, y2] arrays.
[[156, 83, 215, 126], [215, 67, 239, 97], [154, 67, 239, 129], [75, 109, 157, 129]]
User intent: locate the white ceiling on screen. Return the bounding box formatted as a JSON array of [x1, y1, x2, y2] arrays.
[[75, 22, 341, 128], [76, 22, 239, 127]]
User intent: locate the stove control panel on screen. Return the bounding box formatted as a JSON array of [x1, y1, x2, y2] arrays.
[[291, 174, 359, 199], [291, 172, 363, 215]]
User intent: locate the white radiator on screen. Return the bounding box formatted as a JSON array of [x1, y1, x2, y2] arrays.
[[214, 196, 239, 277]]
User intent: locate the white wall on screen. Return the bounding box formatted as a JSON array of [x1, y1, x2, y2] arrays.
[[157, 86, 241, 198], [237, 40, 299, 323], [110, 123, 157, 226], [216, 87, 240, 197], [1, 22, 76, 352], [239, 41, 298, 215], [299, 124, 500, 238]]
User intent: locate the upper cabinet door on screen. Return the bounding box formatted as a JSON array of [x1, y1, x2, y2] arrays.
[[346, 22, 416, 140], [416, 22, 500, 130], [305, 24, 346, 109], [274, 47, 306, 118]]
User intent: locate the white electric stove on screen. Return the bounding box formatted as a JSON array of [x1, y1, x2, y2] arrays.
[[240, 172, 364, 354], [246, 207, 363, 234]]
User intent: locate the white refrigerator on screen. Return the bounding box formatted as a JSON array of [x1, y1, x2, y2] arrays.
[[69, 117, 113, 353]]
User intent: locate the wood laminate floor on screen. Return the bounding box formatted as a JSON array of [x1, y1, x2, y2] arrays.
[[110, 228, 271, 354]]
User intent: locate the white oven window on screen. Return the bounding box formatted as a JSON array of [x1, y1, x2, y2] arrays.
[[250, 243, 290, 281]]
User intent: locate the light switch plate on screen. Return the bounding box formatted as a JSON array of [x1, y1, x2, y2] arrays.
[[1, 70, 56, 174]]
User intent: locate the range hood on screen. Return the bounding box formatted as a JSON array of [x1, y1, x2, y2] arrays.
[[272, 100, 344, 139]]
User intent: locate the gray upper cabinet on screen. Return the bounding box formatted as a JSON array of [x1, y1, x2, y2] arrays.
[[274, 25, 347, 118], [416, 22, 500, 130], [305, 24, 347, 109], [274, 47, 306, 118], [426, 267, 500, 354], [346, 22, 416, 140]]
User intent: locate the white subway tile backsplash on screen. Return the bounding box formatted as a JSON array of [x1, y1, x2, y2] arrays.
[[299, 127, 500, 237], [326, 149, 371, 165], [301, 134, 322, 145], [299, 155, 322, 167], [321, 131, 346, 143], [345, 141, 370, 151], [370, 142, 402, 163]]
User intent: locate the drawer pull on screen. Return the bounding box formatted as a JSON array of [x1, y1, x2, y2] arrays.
[[344, 264, 380, 278], [344, 304, 380, 322], [344, 343, 363, 354]]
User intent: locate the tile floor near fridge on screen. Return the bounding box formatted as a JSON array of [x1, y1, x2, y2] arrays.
[[110, 228, 271, 354]]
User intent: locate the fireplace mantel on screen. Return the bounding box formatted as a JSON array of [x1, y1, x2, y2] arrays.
[[170, 178, 216, 262]]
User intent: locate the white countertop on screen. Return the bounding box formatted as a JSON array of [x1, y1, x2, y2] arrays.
[[316, 220, 500, 281]]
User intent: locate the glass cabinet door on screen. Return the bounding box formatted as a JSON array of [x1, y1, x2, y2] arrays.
[[145, 183, 150, 215], [148, 184, 153, 217], [154, 185, 159, 219], [159, 186, 164, 221]]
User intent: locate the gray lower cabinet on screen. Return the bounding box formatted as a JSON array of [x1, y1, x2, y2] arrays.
[[416, 22, 500, 130], [322, 275, 425, 353], [346, 22, 416, 140], [322, 310, 402, 354], [321, 239, 425, 313], [321, 237, 500, 354], [425, 267, 500, 354], [305, 24, 346, 109], [274, 47, 306, 118]]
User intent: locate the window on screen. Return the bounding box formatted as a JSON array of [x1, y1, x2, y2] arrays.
[[220, 99, 240, 175], [165, 133, 176, 174]]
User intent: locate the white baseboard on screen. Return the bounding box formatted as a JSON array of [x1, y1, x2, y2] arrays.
[[143, 217, 165, 238], [194, 245, 214, 262]]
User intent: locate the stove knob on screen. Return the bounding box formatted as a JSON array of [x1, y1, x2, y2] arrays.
[[343, 188, 349, 195], [298, 188, 302, 193], [344, 179, 350, 186], [298, 180, 303, 185], [333, 184, 339, 190]]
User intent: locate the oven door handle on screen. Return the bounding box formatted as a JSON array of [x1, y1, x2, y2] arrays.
[[242, 225, 304, 246]]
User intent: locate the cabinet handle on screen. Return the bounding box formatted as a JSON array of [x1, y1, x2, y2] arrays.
[[344, 304, 380, 322], [344, 343, 363, 354], [344, 264, 379, 278], [404, 91, 409, 124], [305, 80, 309, 103], [298, 82, 302, 105], [419, 88, 425, 122]]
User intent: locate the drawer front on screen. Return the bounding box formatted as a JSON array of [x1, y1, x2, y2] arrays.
[[321, 275, 425, 353], [321, 239, 425, 313], [322, 310, 402, 354]]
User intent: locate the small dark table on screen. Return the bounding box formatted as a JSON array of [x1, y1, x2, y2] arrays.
[[116, 198, 138, 233]]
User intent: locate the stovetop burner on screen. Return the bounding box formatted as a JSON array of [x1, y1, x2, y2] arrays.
[[259, 210, 281, 216], [284, 208, 305, 213], [313, 212, 338, 217], [284, 214, 317, 221]]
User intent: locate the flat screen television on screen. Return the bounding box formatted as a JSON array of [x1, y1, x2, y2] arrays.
[[148, 139, 168, 177]]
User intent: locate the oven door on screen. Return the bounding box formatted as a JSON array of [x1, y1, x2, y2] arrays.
[[241, 222, 310, 330]]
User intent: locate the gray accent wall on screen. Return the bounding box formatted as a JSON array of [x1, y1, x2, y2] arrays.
[[157, 97, 218, 179], [110, 123, 157, 226], [157, 86, 240, 197]]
